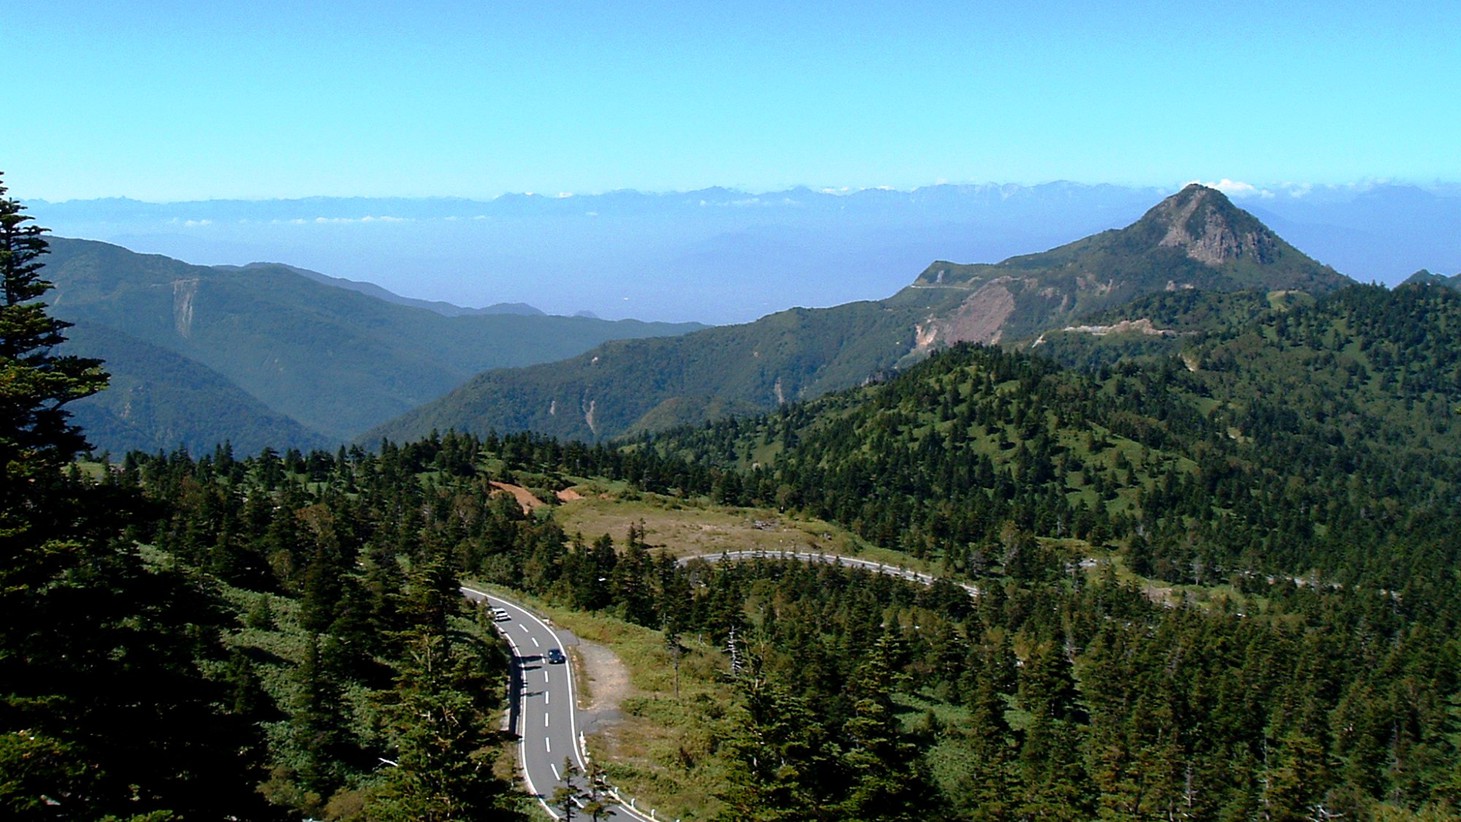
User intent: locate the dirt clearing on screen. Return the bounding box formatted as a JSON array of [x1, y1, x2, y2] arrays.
[[573, 638, 634, 719]]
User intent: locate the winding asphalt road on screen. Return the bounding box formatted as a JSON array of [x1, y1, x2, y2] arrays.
[[463, 551, 971, 817], [460, 586, 653, 821]]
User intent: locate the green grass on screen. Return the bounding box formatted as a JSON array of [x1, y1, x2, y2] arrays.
[[894, 688, 974, 734], [1080, 551, 1279, 616], [551, 488, 944, 576], [463, 583, 736, 820]]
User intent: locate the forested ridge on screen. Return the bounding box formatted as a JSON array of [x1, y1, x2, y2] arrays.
[[40, 235, 705, 452], [645, 284, 1461, 594], [7, 177, 1461, 820], [101, 422, 1461, 820]]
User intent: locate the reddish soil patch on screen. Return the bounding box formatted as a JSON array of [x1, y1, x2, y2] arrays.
[[556, 488, 584, 502], [488, 481, 546, 513]]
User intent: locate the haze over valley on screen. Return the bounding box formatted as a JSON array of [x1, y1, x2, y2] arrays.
[[25, 180, 1461, 324]]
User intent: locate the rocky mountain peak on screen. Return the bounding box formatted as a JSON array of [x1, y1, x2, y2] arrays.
[[1141, 183, 1280, 267]]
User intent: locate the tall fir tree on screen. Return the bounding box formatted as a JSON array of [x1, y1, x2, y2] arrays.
[[0, 172, 107, 535], [0, 174, 269, 819]]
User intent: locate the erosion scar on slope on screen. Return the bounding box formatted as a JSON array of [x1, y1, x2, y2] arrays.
[[173, 278, 199, 338], [919, 281, 1017, 350]]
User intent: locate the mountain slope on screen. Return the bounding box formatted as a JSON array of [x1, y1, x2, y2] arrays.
[[1401, 269, 1461, 290], [41, 237, 704, 445], [893, 183, 1349, 349], [367, 300, 918, 443], [372, 185, 1351, 444], [643, 282, 1461, 585], [218, 262, 547, 317], [63, 322, 333, 455]]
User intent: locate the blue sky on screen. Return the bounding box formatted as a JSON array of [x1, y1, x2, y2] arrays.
[[4, 1, 1458, 202]]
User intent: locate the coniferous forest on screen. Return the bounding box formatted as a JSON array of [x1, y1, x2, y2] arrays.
[[5, 177, 1461, 820]]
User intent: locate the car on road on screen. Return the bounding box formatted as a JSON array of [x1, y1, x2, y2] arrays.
[[490, 607, 509, 621], [546, 648, 566, 664]]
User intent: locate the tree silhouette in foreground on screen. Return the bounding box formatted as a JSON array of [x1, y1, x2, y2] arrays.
[[0, 172, 269, 818], [552, 756, 588, 820]]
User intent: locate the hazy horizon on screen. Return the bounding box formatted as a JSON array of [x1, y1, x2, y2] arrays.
[[20, 177, 1461, 207], [10, 1, 1456, 322], [25, 180, 1461, 324]]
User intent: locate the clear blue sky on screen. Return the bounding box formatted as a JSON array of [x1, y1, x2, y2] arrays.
[[4, 0, 1458, 201]]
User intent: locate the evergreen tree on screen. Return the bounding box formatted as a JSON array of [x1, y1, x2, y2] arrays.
[[716, 658, 836, 821], [582, 759, 616, 821], [372, 630, 505, 820], [837, 630, 937, 820], [0, 174, 268, 818], [0, 173, 107, 519], [551, 757, 588, 821]]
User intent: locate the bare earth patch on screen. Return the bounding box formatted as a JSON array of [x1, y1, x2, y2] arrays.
[[488, 481, 546, 513], [941, 280, 1017, 345], [916, 279, 1017, 351], [573, 638, 634, 719]]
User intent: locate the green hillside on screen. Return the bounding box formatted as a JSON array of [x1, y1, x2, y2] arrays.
[[366, 300, 922, 444], [42, 237, 705, 446], [1401, 269, 1461, 289], [1018, 288, 1316, 373], [95, 283, 1461, 818], [63, 322, 333, 454], [642, 283, 1461, 587], [372, 185, 1351, 444], [15, 179, 1461, 821]]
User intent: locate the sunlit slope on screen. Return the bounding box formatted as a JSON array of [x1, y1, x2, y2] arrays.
[[374, 185, 1349, 444]]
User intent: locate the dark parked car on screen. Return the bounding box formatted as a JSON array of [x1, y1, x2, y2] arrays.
[[546, 648, 566, 664]]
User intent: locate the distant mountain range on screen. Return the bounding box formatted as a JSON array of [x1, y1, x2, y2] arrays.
[[47, 184, 1451, 455], [42, 238, 704, 454], [367, 185, 1351, 444], [26, 181, 1458, 324]]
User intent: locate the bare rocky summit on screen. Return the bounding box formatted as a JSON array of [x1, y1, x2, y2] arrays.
[[1153, 183, 1281, 266]]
